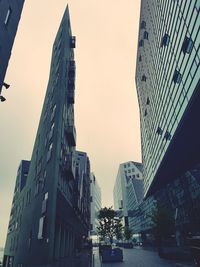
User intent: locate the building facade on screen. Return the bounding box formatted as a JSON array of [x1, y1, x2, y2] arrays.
[[135, 0, 200, 240], [113, 161, 143, 226], [90, 173, 101, 235], [0, 0, 25, 100], [136, 0, 200, 197], [3, 7, 90, 267], [74, 151, 91, 235]]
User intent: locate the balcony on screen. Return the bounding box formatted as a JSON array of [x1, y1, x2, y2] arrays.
[[65, 124, 76, 146], [64, 153, 76, 180]]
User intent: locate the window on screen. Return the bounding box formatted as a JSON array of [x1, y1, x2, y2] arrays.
[[132, 168, 135, 172], [70, 36, 76, 48], [38, 216, 46, 239], [34, 182, 39, 196], [182, 37, 193, 54], [140, 20, 146, 29], [50, 104, 56, 121], [44, 192, 48, 200], [164, 131, 171, 141], [139, 55, 142, 62], [4, 7, 12, 25], [47, 143, 53, 162], [48, 122, 55, 141], [26, 189, 31, 205], [142, 75, 147, 82], [144, 109, 148, 116], [161, 34, 170, 47], [139, 40, 144, 47], [156, 127, 163, 135], [146, 97, 150, 105], [173, 70, 182, 84], [144, 31, 149, 40]]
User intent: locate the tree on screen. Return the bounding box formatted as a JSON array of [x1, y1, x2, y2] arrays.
[[149, 203, 175, 257], [97, 207, 123, 244], [123, 226, 133, 242], [114, 218, 123, 241]]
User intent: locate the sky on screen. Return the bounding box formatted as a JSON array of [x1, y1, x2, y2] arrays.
[[0, 0, 141, 247]]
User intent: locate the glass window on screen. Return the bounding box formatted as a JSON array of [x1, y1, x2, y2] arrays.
[[161, 34, 170, 47], [4, 7, 12, 25], [139, 40, 144, 47], [173, 70, 182, 84], [144, 31, 149, 40], [182, 36, 193, 54], [140, 20, 146, 29], [38, 216, 45, 239], [142, 75, 147, 82]]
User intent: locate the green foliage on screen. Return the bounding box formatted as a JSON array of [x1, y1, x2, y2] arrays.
[[114, 218, 123, 240], [97, 207, 123, 243], [149, 203, 175, 240], [123, 226, 133, 241]]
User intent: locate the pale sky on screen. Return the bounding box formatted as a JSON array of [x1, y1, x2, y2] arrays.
[[0, 0, 141, 247]]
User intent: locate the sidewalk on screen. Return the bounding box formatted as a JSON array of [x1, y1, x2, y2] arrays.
[[93, 247, 102, 267]]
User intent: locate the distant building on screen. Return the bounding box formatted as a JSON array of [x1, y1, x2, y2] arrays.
[[3, 7, 90, 267], [0, 0, 25, 100], [90, 173, 101, 235], [113, 161, 143, 226], [127, 174, 144, 231], [74, 151, 91, 233]]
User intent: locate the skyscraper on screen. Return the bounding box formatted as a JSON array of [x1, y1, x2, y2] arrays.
[[90, 173, 102, 235], [113, 161, 143, 226], [136, 0, 200, 197], [0, 0, 25, 100], [3, 7, 90, 267]]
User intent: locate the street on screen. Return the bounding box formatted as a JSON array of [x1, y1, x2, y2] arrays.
[[93, 247, 195, 267]]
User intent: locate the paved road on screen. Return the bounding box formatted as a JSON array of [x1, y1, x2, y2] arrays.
[[93, 247, 195, 267]]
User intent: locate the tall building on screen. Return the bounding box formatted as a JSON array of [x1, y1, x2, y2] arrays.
[[0, 0, 25, 101], [3, 7, 90, 267], [136, 0, 200, 197], [113, 161, 143, 226], [90, 173, 102, 235]]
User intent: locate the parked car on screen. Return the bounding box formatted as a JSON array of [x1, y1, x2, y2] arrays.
[[123, 242, 133, 248]]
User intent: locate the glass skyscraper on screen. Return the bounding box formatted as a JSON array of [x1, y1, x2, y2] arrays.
[[136, 0, 200, 196]]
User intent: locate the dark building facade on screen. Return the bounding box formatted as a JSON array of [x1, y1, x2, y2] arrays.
[[3, 7, 90, 267], [135, 0, 200, 240], [136, 0, 200, 197], [0, 0, 25, 99]]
